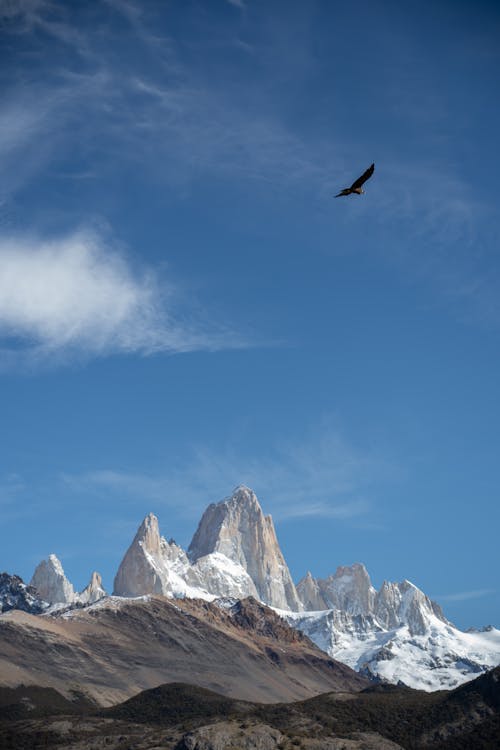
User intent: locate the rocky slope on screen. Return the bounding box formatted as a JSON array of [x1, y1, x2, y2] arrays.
[[0, 573, 47, 615], [0, 595, 367, 706], [2, 668, 499, 750]]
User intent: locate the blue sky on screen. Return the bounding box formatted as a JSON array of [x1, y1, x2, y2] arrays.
[[1, 0, 499, 629]]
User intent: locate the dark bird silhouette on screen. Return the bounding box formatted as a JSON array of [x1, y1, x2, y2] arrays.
[[335, 163, 375, 197]]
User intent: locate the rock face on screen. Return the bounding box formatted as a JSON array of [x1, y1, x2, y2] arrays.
[[0, 573, 47, 614], [79, 571, 107, 605], [113, 512, 209, 598], [114, 488, 302, 610], [298, 563, 376, 615], [298, 566, 448, 636], [30, 554, 106, 606], [30, 554, 76, 604], [374, 578, 446, 634], [189, 486, 302, 611], [178, 721, 284, 750]]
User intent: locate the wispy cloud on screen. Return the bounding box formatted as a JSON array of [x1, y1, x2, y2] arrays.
[[3, 0, 499, 335], [0, 229, 245, 367], [61, 427, 390, 523], [436, 589, 496, 603], [0, 473, 26, 506]]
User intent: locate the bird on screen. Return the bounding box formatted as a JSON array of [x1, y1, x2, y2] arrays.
[[335, 163, 375, 197]]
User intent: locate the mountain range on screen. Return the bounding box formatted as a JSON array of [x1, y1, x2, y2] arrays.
[[2, 485, 499, 694]]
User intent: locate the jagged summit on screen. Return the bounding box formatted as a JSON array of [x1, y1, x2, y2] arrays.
[[30, 554, 106, 606], [30, 554, 76, 604], [112, 486, 301, 610], [0, 572, 47, 614], [19, 488, 500, 693], [80, 571, 106, 605], [188, 486, 302, 611], [113, 512, 193, 598]]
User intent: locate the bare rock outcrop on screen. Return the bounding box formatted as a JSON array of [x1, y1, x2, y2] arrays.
[[178, 721, 284, 750], [30, 554, 106, 606], [30, 554, 76, 604], [189, 485, 302, 611], [297, 571, 329, 611], [113, 512, 197, 597], [79, 571, 107, 604]]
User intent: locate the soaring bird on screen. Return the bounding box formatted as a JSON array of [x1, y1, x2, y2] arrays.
[[335, 163, 375, 197]]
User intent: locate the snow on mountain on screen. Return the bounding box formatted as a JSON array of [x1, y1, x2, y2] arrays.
[[189, 485, 302, 610], [22, 488, 500, 692], [297, 563, 376, 615], [30, 554, 106, 606], [114, 487, 302, 609], [113, 512, 209, 599], [281, 570, 500, 691], [0, 572, 48, 614], [112, 510, 258, 601]]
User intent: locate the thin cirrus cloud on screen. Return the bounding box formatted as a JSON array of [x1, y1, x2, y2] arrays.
[[0, 231, 243, 366], [3, 0, 498, 332], [436, 589, 496, 603], [60, 428, 385, 524]]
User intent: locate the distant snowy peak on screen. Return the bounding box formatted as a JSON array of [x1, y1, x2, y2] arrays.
[[31, 554, 76, 604], [79, 572, 106, 605], [282, 605, 500, 692], [0, 572, 48, 614], [297, 563, 375, 614], [297, 564, 447, 636], [30, 554, 106, 606], [286, 564, 478, 692], [188, 485, 302, 611], [375, 578, 448, 635]]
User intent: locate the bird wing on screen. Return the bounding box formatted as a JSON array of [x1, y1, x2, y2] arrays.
[[350, 163, 375, 190]]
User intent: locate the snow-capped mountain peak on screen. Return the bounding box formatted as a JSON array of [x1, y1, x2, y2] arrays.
[[21, 486, 500, 693], [30, 554, 76, 604], [30, 554, 106, 606], [188, 485, 302, 610]]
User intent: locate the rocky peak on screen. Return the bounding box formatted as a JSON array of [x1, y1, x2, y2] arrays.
[[320, 562, 376, 616], [113, 513, 188, 597], [135, 512, 163, 556], [374, 579, 449, 635], [79, 571, 106, 605], [188, 485, 260, 563], [188, 486, 302, 611], [30, 554, 76, 604], [0, 572, 48, 614], [296, 571, 328, 611]]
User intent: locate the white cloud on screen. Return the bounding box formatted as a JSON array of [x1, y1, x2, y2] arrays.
[[437, 589, 495, 603], [0, 230, 243, 365]]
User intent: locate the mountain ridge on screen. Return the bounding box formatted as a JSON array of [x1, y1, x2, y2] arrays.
[[9, 484, 500, 692]]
